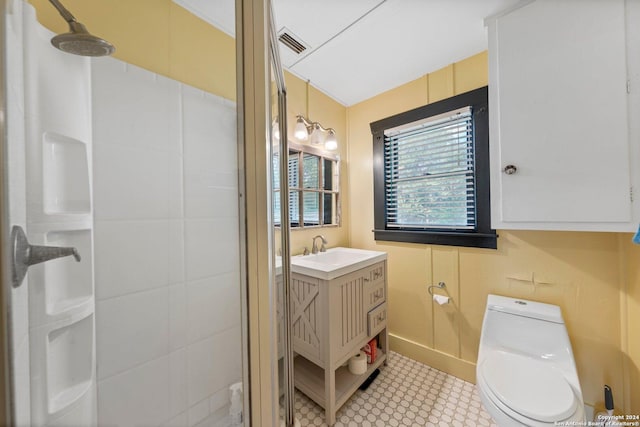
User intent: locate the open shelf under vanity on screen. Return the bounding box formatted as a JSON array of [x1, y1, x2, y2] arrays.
[[294, 348, 386, 410]]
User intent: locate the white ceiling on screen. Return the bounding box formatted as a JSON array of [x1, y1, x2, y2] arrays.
[[174, 0, 520, 106]]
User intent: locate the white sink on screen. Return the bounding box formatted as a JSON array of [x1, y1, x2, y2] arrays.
[[290, 247, 386, 280]]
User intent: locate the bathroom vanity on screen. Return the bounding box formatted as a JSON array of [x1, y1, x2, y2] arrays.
[[289, 248, 388, 425]]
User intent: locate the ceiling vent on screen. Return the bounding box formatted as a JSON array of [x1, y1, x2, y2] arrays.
[[277, 27, 309, 55]]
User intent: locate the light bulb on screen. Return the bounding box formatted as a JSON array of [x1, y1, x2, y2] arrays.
[[294, 117, 308, 141], [310, 124, 323, 145], [324, 131, 338, 150]]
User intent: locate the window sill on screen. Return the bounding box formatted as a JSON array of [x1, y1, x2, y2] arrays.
[[373, 229, 497, 249], [274, 224, 341, 230]]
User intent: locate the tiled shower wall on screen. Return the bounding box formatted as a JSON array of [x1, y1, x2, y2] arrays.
[[91, 59, 241, 427]]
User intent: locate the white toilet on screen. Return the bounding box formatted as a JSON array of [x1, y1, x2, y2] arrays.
[[476, 295, 585, 426]]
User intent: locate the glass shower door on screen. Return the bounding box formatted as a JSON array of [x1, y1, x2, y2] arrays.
[[2, 0, 248, 425], [269, 7, 301, 426]]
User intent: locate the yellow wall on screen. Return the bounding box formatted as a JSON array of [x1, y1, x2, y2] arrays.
[[347, 51, 634, 410]]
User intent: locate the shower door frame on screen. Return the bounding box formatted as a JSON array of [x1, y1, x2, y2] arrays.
[[0, 0, 279, 425], [236, 0, 282, 425], [0, 0, 12, 423]]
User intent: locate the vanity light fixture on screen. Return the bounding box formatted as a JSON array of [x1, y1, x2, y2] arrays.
[[294, 114, 338, 150]]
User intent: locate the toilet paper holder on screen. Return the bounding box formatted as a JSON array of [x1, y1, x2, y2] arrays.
[[427, 281, 446, 296]]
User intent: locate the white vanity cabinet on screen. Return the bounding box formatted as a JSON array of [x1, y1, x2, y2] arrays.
[[291, 260, 389, 426], [487, 0, 640, 231]]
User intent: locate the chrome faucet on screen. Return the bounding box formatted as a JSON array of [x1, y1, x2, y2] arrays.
[[311, 235, 327, 254]]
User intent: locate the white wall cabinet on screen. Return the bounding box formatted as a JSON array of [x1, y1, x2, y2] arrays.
[[291, 261, 389, 426], [487, 0, 640, 231]]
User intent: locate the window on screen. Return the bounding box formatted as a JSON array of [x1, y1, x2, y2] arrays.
[[273, 142, 340, 228], [370, 86, 496, 249]]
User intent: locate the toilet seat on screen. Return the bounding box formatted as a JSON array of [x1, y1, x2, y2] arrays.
[[479, 351, 578, 424]]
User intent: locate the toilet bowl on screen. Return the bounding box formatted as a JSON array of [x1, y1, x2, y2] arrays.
[[476, 295, 585, 426]]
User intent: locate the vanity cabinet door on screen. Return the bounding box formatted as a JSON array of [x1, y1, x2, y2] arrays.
[[488, 0, 634, 231], [329, 268, 370, 363], [290, 274, 323, 365]]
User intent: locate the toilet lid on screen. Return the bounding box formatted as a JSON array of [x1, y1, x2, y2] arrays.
[[480, 351, 578, 423]]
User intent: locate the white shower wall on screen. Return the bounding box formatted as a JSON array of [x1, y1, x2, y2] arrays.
[[91, 59, 242, 427]]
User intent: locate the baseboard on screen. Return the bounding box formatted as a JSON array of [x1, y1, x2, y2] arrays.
[[584, 404, 594, 422], [389, 334, 477, 384]]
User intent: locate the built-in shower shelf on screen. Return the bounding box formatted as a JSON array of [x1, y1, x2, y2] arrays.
[[46, 312, 94, 415], [49, 380, 91, 415], [42, 132, 91, 215], [48, 296, 93, 317], [19, 228, 97, 327]]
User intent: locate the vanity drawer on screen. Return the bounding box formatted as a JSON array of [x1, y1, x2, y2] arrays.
[[364, 280, 385, 312], [367, 302, 387, 338], [363, 262, 385, 311], [368, 262, 385, 283]]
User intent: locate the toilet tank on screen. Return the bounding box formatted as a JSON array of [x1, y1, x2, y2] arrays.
[[479, 295, 573, 362]]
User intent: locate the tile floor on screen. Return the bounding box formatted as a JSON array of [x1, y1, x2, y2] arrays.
[[285, 351, 498, 427]]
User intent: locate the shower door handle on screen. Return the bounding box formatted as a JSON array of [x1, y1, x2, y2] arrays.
[[10, 225, 81, 288]]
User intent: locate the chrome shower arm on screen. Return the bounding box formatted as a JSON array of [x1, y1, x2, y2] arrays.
[[48, 0, 78, 24]]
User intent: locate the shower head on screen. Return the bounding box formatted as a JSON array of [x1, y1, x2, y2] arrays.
[[51, 23, 115, 57], [48, 0, 115, 57]]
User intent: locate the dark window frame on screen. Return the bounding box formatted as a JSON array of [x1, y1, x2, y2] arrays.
[[370, 86, 497, 249]]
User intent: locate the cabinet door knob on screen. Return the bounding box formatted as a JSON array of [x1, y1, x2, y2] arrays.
[[503, 164, 517, 175]]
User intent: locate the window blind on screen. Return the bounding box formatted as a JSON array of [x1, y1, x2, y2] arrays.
[[272, 153, 300, 224], [383, 106, 476, 230], [288, 155, 300, 223]]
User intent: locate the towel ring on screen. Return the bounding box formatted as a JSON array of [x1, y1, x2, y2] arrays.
[[427, 281, 446, 296]]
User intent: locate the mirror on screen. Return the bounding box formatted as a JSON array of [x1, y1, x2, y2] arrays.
[[273, 142, 340, 228]]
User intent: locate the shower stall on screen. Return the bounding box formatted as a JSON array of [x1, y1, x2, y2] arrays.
[[0, 0, 285, 425]]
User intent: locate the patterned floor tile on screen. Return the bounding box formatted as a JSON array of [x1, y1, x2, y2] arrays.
[[281, 351, 498, 426]]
